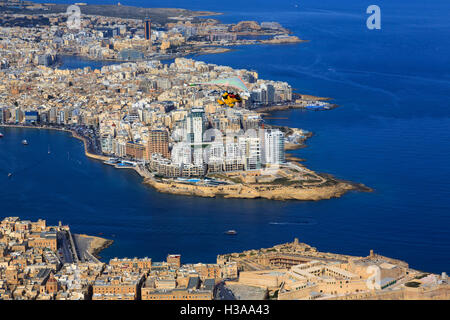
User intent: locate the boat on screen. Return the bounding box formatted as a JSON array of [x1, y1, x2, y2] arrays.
[[104, 158, 120, 165], [305, 105, 327, 111], [225, 230, 237, 235], [0, 133, 3, 138], [7, 173, 12, 178], [22, 139, 28, 145]]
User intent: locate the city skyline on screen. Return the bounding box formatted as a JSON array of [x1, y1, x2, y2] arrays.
[[0, 0, 449, 305]]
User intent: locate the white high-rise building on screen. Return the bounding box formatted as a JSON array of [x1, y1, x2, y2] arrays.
[[225, 142, 243, 162], [262, 129, 285, 165], [171, 142, 192, 165], [100, 134, 113, 154], [205, 141, 225, 164], [185, 108, 206, 166], [186, 108, 205, 144], [239, 136, 261, 170], [192, 146, 204, 166]]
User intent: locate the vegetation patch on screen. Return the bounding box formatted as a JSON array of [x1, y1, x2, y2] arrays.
[[405, 281, 421, 288]]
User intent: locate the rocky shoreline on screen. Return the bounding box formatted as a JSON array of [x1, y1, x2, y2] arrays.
[[143, 174, 372, 201], [74, 234, 114, 260], [260, 37, 308, 44], [91, 239, 114, 260], [1, 124, 372, 201], [256, 103, 338, 113]]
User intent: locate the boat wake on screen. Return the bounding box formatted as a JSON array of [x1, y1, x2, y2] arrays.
[[269, 219, 317, 226]]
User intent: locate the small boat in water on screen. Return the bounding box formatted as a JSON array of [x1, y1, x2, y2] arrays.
[[8, 173, 12, 178], [225, 230, 237, 235], [0, 133, 3, 138], [22, 139, 28, 145]]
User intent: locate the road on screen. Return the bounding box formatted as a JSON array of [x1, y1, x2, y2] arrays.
[[214, 282, 236, 300], [57, 231, 74, 264], [72, 234, 101, 263]]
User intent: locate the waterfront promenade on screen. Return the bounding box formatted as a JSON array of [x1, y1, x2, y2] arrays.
[[0, 124, 108, 161], [1, 123, 367, 201]]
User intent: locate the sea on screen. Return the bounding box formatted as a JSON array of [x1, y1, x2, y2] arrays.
[[1, 0, 449, 273]]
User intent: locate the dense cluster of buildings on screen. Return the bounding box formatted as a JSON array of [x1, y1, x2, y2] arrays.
[[0, 8, 307, 182], [0, 217, 237, 300], [0, 25, 295, 178], [1, 217, 447, 300], [218, 238, 450, 300], [0, 5, 293, 61]]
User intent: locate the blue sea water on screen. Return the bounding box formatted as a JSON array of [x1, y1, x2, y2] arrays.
[[58, 55, 118, 70], [2, 0, 450, 272]]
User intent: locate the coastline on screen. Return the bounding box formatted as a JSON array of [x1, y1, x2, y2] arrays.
[[0, 0, 447, 283], [0, 124, 109, 162], [260, 37, 308, 45], [1, 123, 372, 201], [1, 3, 222, 22], [73, 233, 114, 260], [56, 46, 234, 66], [142, 176, 370, 201], [256, 102, 338, 113]]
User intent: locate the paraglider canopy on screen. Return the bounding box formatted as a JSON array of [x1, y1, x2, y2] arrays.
[[189, 76, 249, 94], [217, 91, 242, 108]]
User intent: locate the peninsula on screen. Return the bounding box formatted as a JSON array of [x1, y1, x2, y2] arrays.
[[0, 0, 306, 61], [0, 1, 369, 202]]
